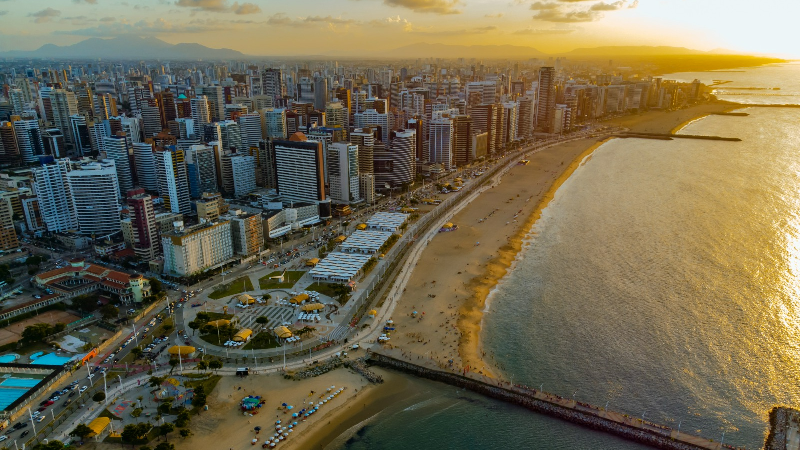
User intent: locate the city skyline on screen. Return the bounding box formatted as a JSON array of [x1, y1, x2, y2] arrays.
[[1, 0, 797, 57]]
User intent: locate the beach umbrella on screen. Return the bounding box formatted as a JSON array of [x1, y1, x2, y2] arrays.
[[255, 426, 262, 431], [281, 403, 287, 407], [292, 413, 298, 418], [288, 429, 293, 433], [293, 422, 298, 426], [276, 420, 281, 424], [287, 405, 293, 410], [288, 425, 293, 429], [386, 320, 393, 324]]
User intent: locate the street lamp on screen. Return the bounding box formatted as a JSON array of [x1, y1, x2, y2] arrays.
[[102, 371, 108, 405]]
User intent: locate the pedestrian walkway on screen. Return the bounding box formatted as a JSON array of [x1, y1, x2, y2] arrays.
[[236, 305, 295, 330]]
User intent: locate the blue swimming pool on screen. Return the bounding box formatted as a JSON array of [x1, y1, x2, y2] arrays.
[[32, 353, 72, 366], [0, 354, 18, 363]]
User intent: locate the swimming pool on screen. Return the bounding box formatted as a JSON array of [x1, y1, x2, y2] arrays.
[[0, 354, 19, 363], [33, 353, 72, 366]]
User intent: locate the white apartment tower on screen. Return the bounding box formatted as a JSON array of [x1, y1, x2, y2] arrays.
[[66, 160, 121, 236], [327, 142, 360, 204]]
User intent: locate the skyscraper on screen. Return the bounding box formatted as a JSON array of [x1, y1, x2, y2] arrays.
[[69, 115, 92, 156], [155, 146, 191, 215], [51, 90, 78, 147], [0, 122, 20, 165], [354, 109, 390, 142], [452, 115, 474, 167], [133, 141, 158, 192], [66, 159, 121, 236], [33, 159, 77, 232], [237, 113, 262, 149], [350, 128, 375, 176], [185, 144, 218, 198], [12, 118, 44, 163], [327, 142, 360, 204], [272, 133, 326, 204], [375, 129, 416, 188], [260, 68, 284, 106], [220, 154, 256, 198], [263, 108, 287, 139], [190, 96, 211, 138], [103, 133, 134, 194], [536, 67, 556, 133], [126, 188, 160, 261], [219, 120, 242, 152], [429, 116, 454, 171]]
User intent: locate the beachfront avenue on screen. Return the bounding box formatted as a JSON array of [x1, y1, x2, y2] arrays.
[[32, 128, 612, 447]]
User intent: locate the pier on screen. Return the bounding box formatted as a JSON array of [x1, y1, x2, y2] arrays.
[[366, 352, 742, 450], [617, 132, 742, 142]]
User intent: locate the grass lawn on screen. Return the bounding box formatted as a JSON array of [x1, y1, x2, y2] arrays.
[[204, 312, 233, 321], [258, 271, 305, 290], [208, 276, 254, 300], [305, 282, 350, 305], [198, 331, 237, 346], [242, 332, 281, 350]]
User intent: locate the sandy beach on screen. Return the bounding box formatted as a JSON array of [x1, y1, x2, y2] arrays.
[[384, 101, 741, 380]]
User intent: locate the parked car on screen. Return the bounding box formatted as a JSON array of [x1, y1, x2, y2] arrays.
[[79, 386, 88, 393]]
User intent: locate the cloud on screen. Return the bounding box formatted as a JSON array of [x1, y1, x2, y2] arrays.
[[530, 1, 560, 10], [533, 8, 600, 21], [629, 0, 639, 7], [383, 0, 461, 15], [267, 13, 357, 27], [231, 2, 260, 14], [590, 1, 626, 11], [174, 0, 260, 14], [484, 13, 504, 18], [29, 8, 61, 23], [513, 27, 577, 34]]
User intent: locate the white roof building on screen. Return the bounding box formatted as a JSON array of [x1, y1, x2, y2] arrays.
[[339, 230, 393, 255], [309, 253, 373, 283], [366, 212, 408, 233]]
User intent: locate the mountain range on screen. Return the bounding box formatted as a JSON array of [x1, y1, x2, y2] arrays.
[[1, 36, 745, 61], [2, 36, 245, 60]]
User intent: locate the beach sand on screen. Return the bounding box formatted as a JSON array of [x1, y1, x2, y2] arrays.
[[175, 369, 374, 450], [384, 101, 740, 380]]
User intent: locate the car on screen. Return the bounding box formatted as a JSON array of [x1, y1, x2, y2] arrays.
[[68, 391, 76, 398], [31, 411, 40, 417], [79, 386, 88, 393], [36, 416, 44, 423], [63, 399, 72, 407], [44, 400, 54, 406], [50, 395, 59, 401], [20, 430, 28, 438], [0, 435, 8, 441]]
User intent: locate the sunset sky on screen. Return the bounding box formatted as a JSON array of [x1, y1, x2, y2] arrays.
[[0, 0, 796, 56]]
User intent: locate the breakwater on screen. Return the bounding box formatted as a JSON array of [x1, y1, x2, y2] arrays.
[[367, 352, 742, 450], [763, 406, 799, 450], [617, 132, 742, 142]]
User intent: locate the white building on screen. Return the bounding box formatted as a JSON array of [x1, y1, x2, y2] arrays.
[[237, 113, 262, 149], [66, 159, 121, 237], [327, 142, 360, 204], [366, 212, 408, 233], [190, 96, 210, 138], [33, 159, 78, 232], [221, 154, 256, 198], [103, 134, 134, 194], [354, 109, 390, 142], [263, 108, 287, 139], [429, 116, 454, 171], [273, 134, 326, 204], [13, 119, 44, 163], [161, 220, 233, 276], [154, 148, 191, 215], [133, 141, 158, 191]]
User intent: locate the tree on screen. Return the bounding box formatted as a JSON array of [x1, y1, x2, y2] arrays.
[[159, 423, 174, 441], [21, 323, 52, 343], [208, 360, 222, 373], [192, 384, 207, 407], [149, 376, 166, 388], [100, 304, 119, 320], [33, 441, 69, 450], [195, 360, 207, 372], [175, 410, 190, 427], [69, 424, 93, 440], [157, 402, 171, 415], [195, 312, 210, 322], [255, 316, 268, 325], [187, 321, 199, 335], [92, 391, 106, 402], [168, 358, 179, 373], [179, 428, 191, 439], [150, 278, 163, 295], [131, 347, 143, 360], [155, 443, 175, 450], [140, 447, 153, 450], [27, 266, 38, 276], [131, 407, 143, 422]]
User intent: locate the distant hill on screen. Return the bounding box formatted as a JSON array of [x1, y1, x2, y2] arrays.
[[559, 46, 719, 57], [382, 43, 547, 59], [2, 36, 245, 60]]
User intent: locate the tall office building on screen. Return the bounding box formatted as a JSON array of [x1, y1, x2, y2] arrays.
[[219, 120, 242, 152], [69, 115, 92, 156], [154, 146, 191, 215], [350, 128, 375, 175], [220, 154, 256, 198], [237, 113, 262, 149], [185, 144, 218, 198], [260, 68, 284, 106], [190, 96, 211, 138], [126, 188, 160, 261], [272, 133, 326, 204], [429, 116, 454, 171], [66, 160, 121, 236], [103, 133, 134, 194], [263, 108, 287, 139], [327, 142, 360, 204], [0, 122, 19, 165], [33, 159, 77, 232], [12, 118, 44, 163], [133, 141, 158, 192], [51, 90, 78, 147], [536, 67, 556, 133]]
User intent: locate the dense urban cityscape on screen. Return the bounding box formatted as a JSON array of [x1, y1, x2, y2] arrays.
[[0, 1, 796, 448]]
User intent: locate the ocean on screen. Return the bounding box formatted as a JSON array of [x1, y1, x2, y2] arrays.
[[336, 63, 800, 449]]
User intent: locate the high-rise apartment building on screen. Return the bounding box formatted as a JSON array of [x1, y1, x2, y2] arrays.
[[228, 212, 263, 257], [272, 133, 326, 204], [190, 96, 211, 138], [350, 128, 375, 176], [126, 188, 160, 261], [536, 67, 556, 133], [452, 115, 473, 166], [375, 129, 416, 188], [237, 113, 262, 149], [260, 68, 284, 106], [0, 122, 20, 165], [429, 116, 454, 171], [198, 85, 224, 122], [133, 141, 158, 192], [327, 142, 360, 204], [354, 109, 390, 142], [154, 146, 191, 215], [33, 159, 77, 232], [51, 90, 78, 147], [185, 144, 218, 198], [0, 192, 19, 251], [66, 159, 121, 236], [263, 108, 287, 139], [220, 154, 256, 198], [12, 118, 44, 163]]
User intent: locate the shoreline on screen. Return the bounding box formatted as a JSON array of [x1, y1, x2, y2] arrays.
[[460, 137, 612, 378]]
